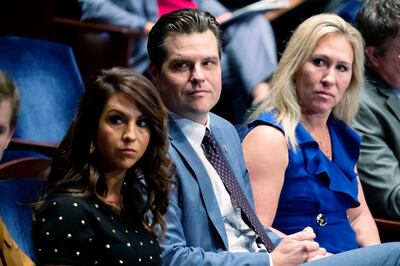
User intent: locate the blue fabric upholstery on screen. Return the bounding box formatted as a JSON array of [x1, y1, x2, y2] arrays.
[[0, 178, 47, 261], [1, 150, 49, 163], [335, 0, 362, 25], [0, 36, 84, 144]]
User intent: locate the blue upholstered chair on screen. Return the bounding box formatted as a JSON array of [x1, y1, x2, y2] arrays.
[[0, 157, 50, 262], [0, 36, 84, 161], [335, 0, 362, 25]]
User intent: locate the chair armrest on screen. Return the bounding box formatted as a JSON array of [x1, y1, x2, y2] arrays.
[[374, 218, 400, 232], [8, 139, 58, 158], [374, 217, 400, 242], [0, 157, 51, 179], [52, 17, 140, 36]]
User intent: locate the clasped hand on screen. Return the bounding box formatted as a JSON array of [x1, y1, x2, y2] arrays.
[[271, 227, 329, 266]]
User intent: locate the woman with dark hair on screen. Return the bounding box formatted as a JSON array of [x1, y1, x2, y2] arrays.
[[33, 67, 174, 265]]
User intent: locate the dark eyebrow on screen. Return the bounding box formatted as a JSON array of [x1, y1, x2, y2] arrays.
[[106, 107, 145, 119], [169, 58, 190, 64], [204, 56, 219, 60], [104, 108, 129, 119], [106, 108, 124, 114]]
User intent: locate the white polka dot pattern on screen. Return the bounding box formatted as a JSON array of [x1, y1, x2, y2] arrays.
[[33, 196, 161, 265]]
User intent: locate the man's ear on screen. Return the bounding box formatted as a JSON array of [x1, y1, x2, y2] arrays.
[[365, 46, 381, 69], [5, 127, 14, 149], [148, 63, 160, 87]]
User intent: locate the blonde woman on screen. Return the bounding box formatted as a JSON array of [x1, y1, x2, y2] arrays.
[[242, 14, 380, 254]]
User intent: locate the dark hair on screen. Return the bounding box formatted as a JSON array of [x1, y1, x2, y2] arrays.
[[147, 8, 223, 69], [356, 0, 400, 55], [46, 67, 174, 233], [0, 70, 20, 128]]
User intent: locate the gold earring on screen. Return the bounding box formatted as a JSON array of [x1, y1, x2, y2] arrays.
[[89, 142, 95, 154]]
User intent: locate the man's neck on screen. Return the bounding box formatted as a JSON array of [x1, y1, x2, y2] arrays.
[[169, 111, 209, 126]]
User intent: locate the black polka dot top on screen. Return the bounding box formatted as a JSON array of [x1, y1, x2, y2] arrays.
[[33, 194, 161, 266]]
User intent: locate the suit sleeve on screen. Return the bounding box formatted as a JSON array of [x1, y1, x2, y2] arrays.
[[160, 181, 271, 266], [161, 116, 278, 265], [77, 0, 148, 30], [353, 98, 400, 219]]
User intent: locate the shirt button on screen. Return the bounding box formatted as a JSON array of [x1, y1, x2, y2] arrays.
[[316, 213, 327, 226]]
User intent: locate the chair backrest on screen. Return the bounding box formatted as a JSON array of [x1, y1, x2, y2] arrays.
[[335, 0, 362, 25], [0, 36, 84, 144], [0, 157, 50, 262], [52, 17, 138, 86]]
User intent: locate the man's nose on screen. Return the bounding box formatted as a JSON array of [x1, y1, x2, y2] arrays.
[[190, 65, 205, 83]]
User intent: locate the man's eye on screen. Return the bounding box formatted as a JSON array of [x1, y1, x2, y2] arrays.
[[0, 126, 8, 135], [172, 62, 189, 70], [202, 59, 219, 68], [203, 60, 215, 66]]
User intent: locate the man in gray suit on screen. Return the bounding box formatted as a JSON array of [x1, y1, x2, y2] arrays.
[[353, 0, 400, 219], [148, 8, 400, 266]]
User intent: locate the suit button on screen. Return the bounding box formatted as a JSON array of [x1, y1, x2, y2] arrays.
[[316, 213, 327, 226]]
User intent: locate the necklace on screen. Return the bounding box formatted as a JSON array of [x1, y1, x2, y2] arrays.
[[302, 123, 333, 161], [316, 137, 332, 161]]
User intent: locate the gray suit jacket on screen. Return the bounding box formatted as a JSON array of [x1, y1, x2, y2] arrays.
[[160, 113, 280, 266], [353, 68, 400, 219]]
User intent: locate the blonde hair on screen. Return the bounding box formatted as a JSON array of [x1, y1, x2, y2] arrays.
[[248, 14, 364, 149]]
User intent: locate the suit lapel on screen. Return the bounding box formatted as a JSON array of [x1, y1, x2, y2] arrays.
[[375, 80, 400, 122], [168, 118, 229, 249], [386, 94, 400, 122]]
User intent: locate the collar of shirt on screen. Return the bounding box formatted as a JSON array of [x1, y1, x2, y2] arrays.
[[169, 112, 210, 148]]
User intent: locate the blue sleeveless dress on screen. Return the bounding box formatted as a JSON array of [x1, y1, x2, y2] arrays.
[[246, 111, 361, 253]]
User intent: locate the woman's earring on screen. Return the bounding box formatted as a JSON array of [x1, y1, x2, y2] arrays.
[[89, 142, 95, 154]]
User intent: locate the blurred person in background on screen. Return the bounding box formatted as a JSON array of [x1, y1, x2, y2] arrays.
[[353, 0, 400, 220], [0, 70, 34, 266]]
